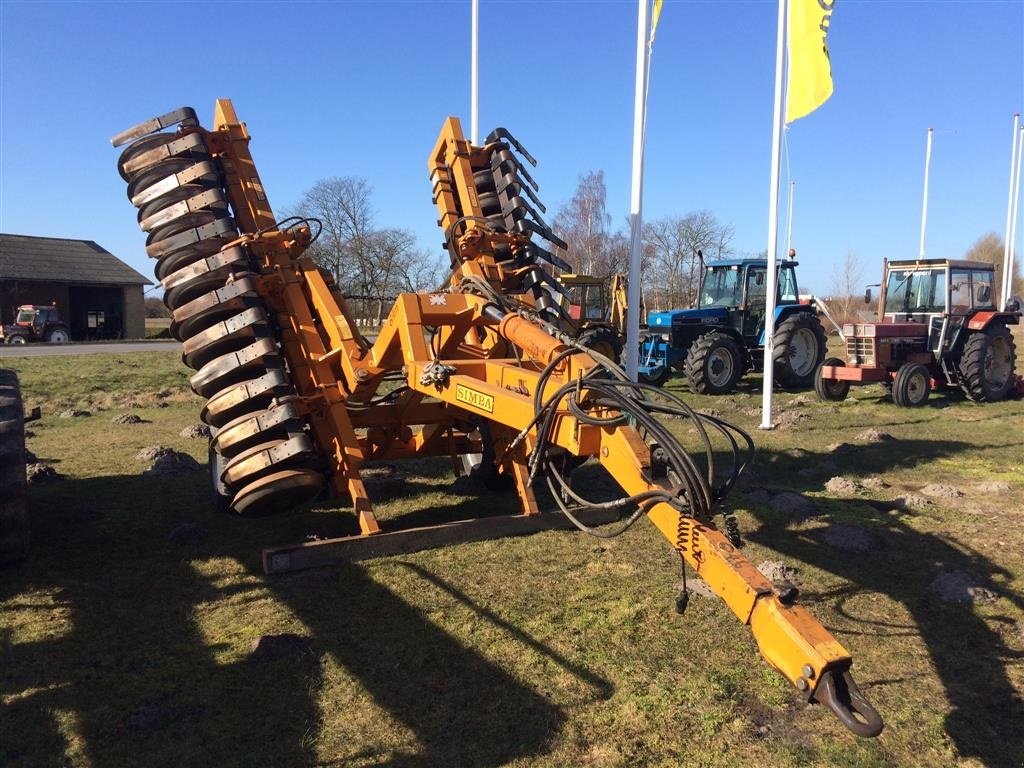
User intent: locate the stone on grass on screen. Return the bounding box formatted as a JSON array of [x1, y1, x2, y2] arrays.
[[26, 463, 61, 484], [825, 476, 861, 495], [59, 409, 90, 419], [143, 451, 202, 477], [822, 523, 877, 553], [929, 571, 998, 604], [168, 523, 204, 544], [857, 429, 895, 443], [248, 633, 312, 662], [112, 414, 146, 425], [180, 423, 211, 439], [769, 491, 819, 518], [920, 483, 966, 499], [136, 445, 175, 461]]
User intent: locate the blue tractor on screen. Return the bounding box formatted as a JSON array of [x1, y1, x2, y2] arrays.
[[637, 257, 827, 393]]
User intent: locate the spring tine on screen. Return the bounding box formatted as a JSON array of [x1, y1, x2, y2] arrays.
[[484, 127, 537, 166], [491, 149, 539, 191], [494, 172, 546, 213]]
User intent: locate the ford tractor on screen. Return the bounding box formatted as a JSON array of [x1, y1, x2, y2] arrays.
[[638, 257, 827, 393], [815, 258, 1021, 407]]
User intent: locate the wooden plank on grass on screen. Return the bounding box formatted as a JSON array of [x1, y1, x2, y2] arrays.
[[262, 508, 621, 574]]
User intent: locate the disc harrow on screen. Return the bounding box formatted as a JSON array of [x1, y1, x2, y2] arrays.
[[112, 108, 325, 515]]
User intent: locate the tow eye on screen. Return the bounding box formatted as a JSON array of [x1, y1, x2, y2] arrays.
[[812, 667, 884, 737]]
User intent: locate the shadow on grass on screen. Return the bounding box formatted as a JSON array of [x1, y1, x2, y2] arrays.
[[744, 441, 1024, 768], [1, 470, 572, 767]]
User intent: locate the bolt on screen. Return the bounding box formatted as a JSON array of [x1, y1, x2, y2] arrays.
[[601, 447, 609, 457], [802, 664, 815, 680], [795, 677, 809, 692], [355, 368, 369, 380]]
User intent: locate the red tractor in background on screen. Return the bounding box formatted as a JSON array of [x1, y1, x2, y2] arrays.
[[815, 258, 1021, 407], [1, 305, 70, 345]]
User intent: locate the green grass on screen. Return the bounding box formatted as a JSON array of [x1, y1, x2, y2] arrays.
[[2, 350, 1023, 768]]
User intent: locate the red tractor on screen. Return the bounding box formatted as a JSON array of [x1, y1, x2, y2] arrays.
[[815, 258, 1021, 407], [1, 305, 70, 345]]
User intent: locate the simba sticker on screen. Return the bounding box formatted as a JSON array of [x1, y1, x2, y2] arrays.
[[456, 384, 494, 413]]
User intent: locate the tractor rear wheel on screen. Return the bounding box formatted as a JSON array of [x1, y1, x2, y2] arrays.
[[0, 369, 29, 565], [892, 362, 931, 407], [814, 357, 850, 401], [45, 326, 69, 344], [685, 332, 743, 394], [577, 325, 623, 365], [773, 313, 827, 389], [959, 323, 1016, 402]]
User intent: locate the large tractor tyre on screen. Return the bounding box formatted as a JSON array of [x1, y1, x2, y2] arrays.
[[773, 313, 827, 389], [577, 325, 623, 365], [638, 366, 672, 387], [45, 326, 70, 344], [958, 323, 1017, 403], [814, 357, 850, 402], [892, 362, 931, 407], [0, 369, 29, 566], [207, 429, 232, 515], [6, 333, 28, 345], [685, 332, 744, 395]]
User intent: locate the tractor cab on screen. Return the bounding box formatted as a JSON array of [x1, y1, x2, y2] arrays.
[[560, 274, 610, 322], [696, 259, 801, 344]]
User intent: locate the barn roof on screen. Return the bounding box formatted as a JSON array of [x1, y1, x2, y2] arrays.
[[0, 234, 151, 286]]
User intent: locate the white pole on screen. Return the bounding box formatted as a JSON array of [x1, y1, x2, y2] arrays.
[[785, 180, 795, 257], [760, 0, 787, 431], [1008, 125, 1024, 307], [919, 127, 933, 259], [626, 0, 650, 381], [1001, 114, 1019, 307], [471, 0, 479, 145]]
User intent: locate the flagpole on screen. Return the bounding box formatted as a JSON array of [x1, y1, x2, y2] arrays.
[[760, 0, 787, 430], [919, 127, 933, 259], [626, 0, 650, 381], [1004, 117, 1022, 307], [470, 0, 479, 145], [1008, 125, 1024, 307]]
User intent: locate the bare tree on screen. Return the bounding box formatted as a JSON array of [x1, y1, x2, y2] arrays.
[[292, 177, 374, 286], [826, 250, 868, 325], [643, 211, 735, 309], [965, 232, 1024, 300], [553, 171, 615, 275]]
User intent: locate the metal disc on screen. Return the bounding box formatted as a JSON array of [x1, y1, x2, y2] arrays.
[[189, 338, 282, 398], [111, 106, 198, 150], [212, 402, 304, 458], [172, 278, 261, 340], [223, 434, 316, 487], [139, 187, 227, 233], [200, 368, 293, 428], [181, 306, 269, 370], [148, 216, 237, 262], [229, 469, 325, 517], [130, 159, 220, 207]]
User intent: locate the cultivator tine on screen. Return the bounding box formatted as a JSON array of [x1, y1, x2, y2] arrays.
[[484, 126, 537, 167], [110, 106, 198, 148], [495, 171, 546, 213]]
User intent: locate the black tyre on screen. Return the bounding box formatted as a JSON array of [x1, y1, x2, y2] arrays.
[[892, 362, 931, 407], [6, 333, 28, 345], [685, 331, 744, 394], [958, 323, 1017, 403], [814, 357, 850, 402], [44, 326, 70, 344], [208, 429, 232, 514], [577, 325, 623, 364], [638, 366, 671, 387], [773, 312, 827, 389], [0, 369, 29, 565]]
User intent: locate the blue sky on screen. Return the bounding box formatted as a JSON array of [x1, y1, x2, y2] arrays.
[[1, 0, 1022, 294]]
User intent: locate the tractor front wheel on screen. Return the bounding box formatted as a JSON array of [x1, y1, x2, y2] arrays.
[[685, 332, 743, 394], [773, 313, 827, 389], [959, 323, 1016, 402], [814, 357, 850, 402], [892, 363, 931, 407], [0, 369, 29, 566], [638, 366, 672, 387], [6, 334, 28, 345], [577, 325, 623, 365]]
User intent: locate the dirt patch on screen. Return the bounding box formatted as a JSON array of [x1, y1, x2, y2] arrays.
[[920, 483, 966, 499], [797, 459, 839, 478], [861, 476, 890, 490], [775, 410, 810, 428], [787, 395, 812, 407], [26, 463, 61, 484], [822, 523, 878, 553], [894, 494, 933, 510], [857, 428, 896, 443], [180, 423, 211, 439], [136, 445, 175, 461], [768, 491, 819, 518], [678, 576, 714, 598], [58, 409, 91, 418], [975, 481, 1011, 493], [757, 560, 799, 585], [248, 633, 312, 662], [111, 414, 147, 425], [928, 571, 999, 604], [143, 452, 202, 477], [825, 476, 861, 495], [698, 408, 724, 419], [826, 442, 863, 456]]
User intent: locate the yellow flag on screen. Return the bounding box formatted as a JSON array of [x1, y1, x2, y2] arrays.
[[651, 0, 663, 42], [786, 0, 834, 123]]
